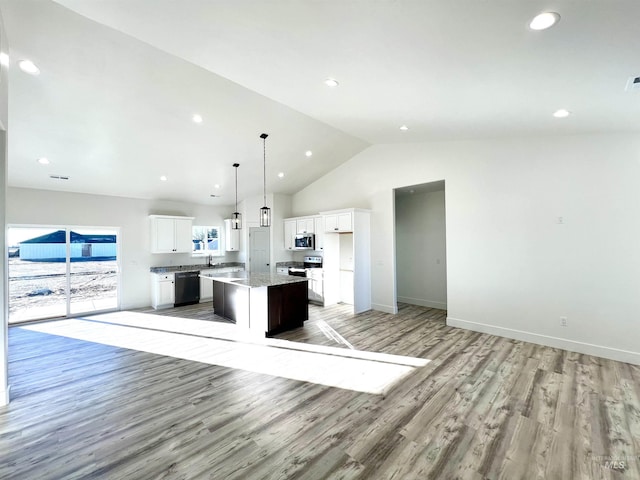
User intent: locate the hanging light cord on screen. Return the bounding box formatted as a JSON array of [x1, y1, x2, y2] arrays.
[[262, 135, 267, 206], [235, 165, 238, 212]]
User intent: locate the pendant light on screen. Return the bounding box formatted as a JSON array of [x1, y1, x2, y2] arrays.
[[231, 163, 241, 229], [259, 133, 271, 227]]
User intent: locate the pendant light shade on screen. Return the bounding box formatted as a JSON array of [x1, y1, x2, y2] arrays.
[[260, 205, 271, 227], [232, 163, 241, 230], [259, 133, 271, 227]]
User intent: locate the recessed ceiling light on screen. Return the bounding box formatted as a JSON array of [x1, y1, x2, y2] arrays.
[[324, 78, 339, 87], [192, 114, 203, 124], [399, 125, 409, 131], [277, 172, 285, 178], [0, 52, 9, 67], [305, 150, 313, 157], [37, 157, 50, 165], [553, 109, 571, 118], [160, 175, 168, 181], [529, 12, 560, 30], [214, 184, 220, 189], [18, 59, 40, 75]]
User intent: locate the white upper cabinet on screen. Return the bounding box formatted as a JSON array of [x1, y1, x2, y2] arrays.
[[174, 218, 193, 251], [283, 216, 320, 249], [296, 218, 315, 234], [284, 219, 296, 250], [324, 212, 352, 232], [153, 217, 176, 252], [149, 215, 194, 253], [224, 219, 240, 251], [314, 216, 324, 251]]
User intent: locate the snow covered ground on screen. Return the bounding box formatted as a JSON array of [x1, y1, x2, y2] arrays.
[[8, 258, 118, 323]]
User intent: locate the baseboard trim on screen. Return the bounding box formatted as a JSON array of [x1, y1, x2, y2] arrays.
[[373, 303, 398, 314], [120, 301, 149, 310], [398, 296, 447, 310], [0, 384, 10, 406], [447, 317, 640, 366]]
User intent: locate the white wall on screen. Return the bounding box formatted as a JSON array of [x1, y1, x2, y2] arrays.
[[7, 187, 239, 309], [396, 189, 447, 309], [239, 192, 293, 272], [0, 8, 10, 405], [292, 133, 640, 365]]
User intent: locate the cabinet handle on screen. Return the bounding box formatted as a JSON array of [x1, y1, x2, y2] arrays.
[[334, 228, 338, 231]]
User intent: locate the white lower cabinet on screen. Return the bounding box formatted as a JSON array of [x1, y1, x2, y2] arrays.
[[152, 273, 175, 309]]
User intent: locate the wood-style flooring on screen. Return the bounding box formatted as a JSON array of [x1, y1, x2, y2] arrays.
[[2, 302, 640, 479]]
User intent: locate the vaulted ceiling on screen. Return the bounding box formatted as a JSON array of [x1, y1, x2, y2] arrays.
[[2, 0, 639, 205]]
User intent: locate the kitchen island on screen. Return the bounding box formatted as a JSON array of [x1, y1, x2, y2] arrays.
[[200, 271, 309, 337]]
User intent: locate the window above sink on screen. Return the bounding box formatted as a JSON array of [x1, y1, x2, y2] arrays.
[[192, 226, 223, 257]]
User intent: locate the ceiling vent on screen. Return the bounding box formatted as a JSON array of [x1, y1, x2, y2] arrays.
[[625, 76, 640, 91], [49, 174, 69, 180]]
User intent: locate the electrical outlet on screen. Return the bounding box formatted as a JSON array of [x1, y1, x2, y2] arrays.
[[560, 316, 568, 327]]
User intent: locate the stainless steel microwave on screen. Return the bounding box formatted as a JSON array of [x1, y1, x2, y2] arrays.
[[294, 233, 315, 250]]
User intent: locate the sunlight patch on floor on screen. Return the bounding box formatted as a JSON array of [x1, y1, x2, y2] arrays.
[[316, 320, 355, 349], [85, 311, 429, 367], [21, 315, 430, 395]]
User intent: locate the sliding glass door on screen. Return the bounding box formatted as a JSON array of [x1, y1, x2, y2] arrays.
[[8, 227, 67, 322], [69, 228, 119, 315], [8, 226, 120, 324]]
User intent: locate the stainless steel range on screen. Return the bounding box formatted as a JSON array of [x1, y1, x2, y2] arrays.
[[288, 256, 324, 305]]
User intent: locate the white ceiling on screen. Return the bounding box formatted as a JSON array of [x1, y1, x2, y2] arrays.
[[2, 0, 639, 206]]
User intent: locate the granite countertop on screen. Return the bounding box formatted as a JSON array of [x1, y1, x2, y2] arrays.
[[150, 262, 244, 273], [274, 261, 304, 268], [200, 271, 309, 288]]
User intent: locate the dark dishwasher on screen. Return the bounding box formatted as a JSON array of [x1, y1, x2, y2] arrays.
[[175, 271, 200, 306]]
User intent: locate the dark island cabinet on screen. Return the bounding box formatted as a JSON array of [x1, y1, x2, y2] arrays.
[[212, 281, 248, 323], [267, 281, 308, 336], [210, 276, 308, 336]]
